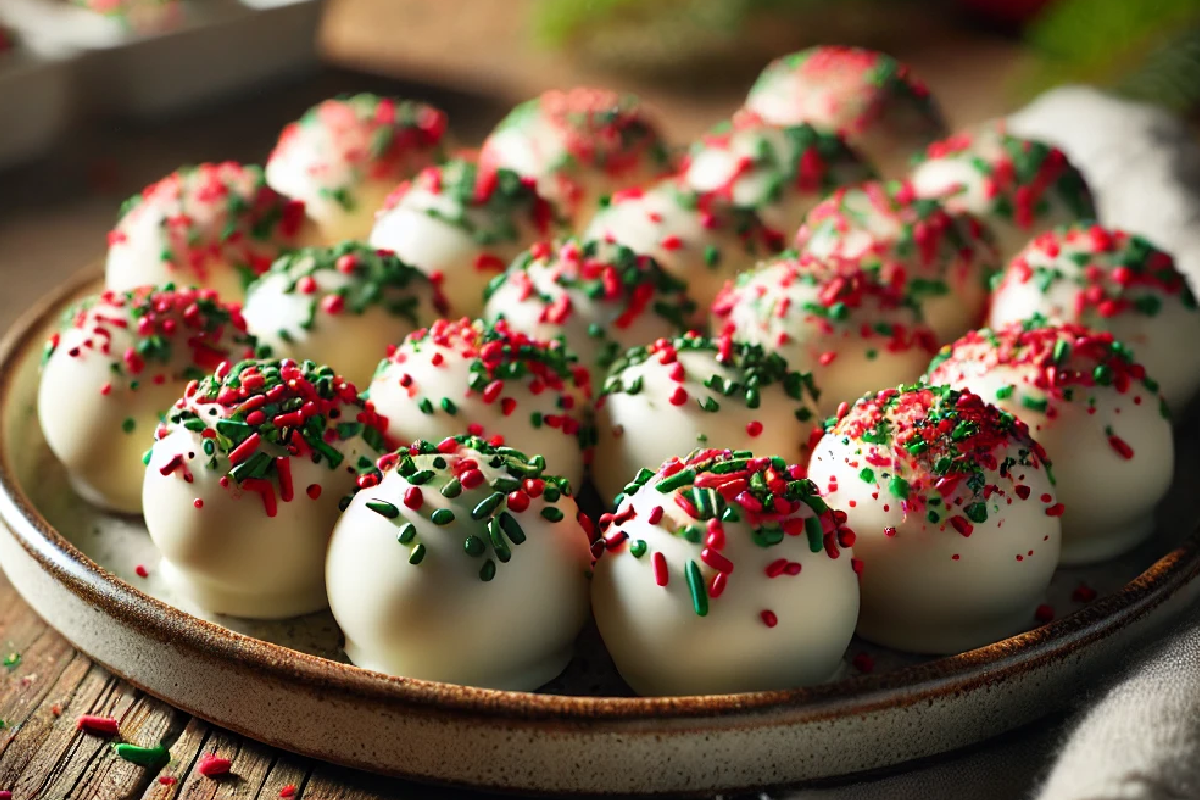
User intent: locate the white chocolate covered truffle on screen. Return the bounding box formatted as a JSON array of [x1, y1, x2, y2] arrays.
[[482, 238, 697, 386], [795, 181, 1001, 342], [38, 285, 262, 513], [142, 359, 388, 618], [680, 110, 875, 236], [583, 180, 784, 312], [243, 242, 447, 387], [591, 448, 860, 696], [808, 385, 1062, 653], [266, 95, 449, 244], [712, 253, 939, 418], [927, 321, 1172, 564], [368, 159, 564, 318], [592, 332, 821, 505], [479, 87, 674, 228], [106, 163, 310, 303], [367, 317, 592, 490], [744, 46, 946, 178], [989, 223, 1200, 412], [326, 435, 592, 689], [908, 121, 1096, 259]]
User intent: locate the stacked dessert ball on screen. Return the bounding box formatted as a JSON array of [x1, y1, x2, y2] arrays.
[[37, 47, 1192, 699]]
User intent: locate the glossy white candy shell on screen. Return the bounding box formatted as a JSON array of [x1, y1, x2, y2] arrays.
[[327, 463, 591, 690], [38, 324, 176, 513], [142, 421, 371, 619], [989, 279, 1200, 413], [592, 481, 859, 696], [934, 365, 1173, 564], [591, 348, 817, 505], [243, 269, 434, 388], [809, 433, 1062, 654]]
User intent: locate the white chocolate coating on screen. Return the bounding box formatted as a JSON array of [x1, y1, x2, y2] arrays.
[[105, 162, 312, 303], [38, 286, 259, 513], [908, 122, 1096, 260], [989, 224, 1200, 412], [591, 449, 860, 696], [712, 253, 938, 418], [367, 318, 591, 491], [807, 386, 1062, 654], [744, 46, 946, 179], [479, 88, 673, 229], [795, 182, 1000, 342], [243, 243, 445, 387], [266, 95, 448, 245], [326, 439, 592, 689], [142, 359, 385, 618], [583, 180, 783, 313], [482, 238, 697, 386], [680, 112, 875, 236], [927, 323, 1172, 564], [368, 160, 562, 319], [592, 334, 821, 505]]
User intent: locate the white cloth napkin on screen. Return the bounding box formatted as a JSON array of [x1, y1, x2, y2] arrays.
[[770, 86, 1200, 800]]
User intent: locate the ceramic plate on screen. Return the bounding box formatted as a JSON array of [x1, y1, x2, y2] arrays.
[[3, 266, 1200, 795]]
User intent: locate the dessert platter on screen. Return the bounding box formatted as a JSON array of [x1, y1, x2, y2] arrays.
[[3, 48, 1200, 795]]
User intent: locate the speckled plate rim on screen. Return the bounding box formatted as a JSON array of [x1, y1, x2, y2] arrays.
[[3, 265, 1200, 792]]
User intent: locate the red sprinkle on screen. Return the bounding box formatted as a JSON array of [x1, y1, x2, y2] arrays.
[[135, 564, 149, 578], [1045, 502, 1065, 517], [1034, 604, 1055, 623], [158, 776, 178, 786], [275, 457, 294, 502], [198, 754, 233, 777], [760, 609, 778, 628], [280, 786, 297, 799], [652, 551, 668, 586], [851, 652, 875, 673], [76, 715, 120, 736], [1072, 582, 1098, 603], [403, 486, 423, 510], [306, 483, 322, 499]]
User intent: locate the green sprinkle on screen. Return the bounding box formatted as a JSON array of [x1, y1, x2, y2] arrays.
[[681, 525, 704, 543], [655, 469, 695, 492], [805, 515, 824, 552], [499, 511, 526, 544], [630, 539, 647, 558], [409, 543, 427, 564], [366, 500, 399, 519], [464, 535, 486, 556], [1021, 395, 1049, 413], [965, 502, 988, 524], [408, 469, 435, 485], [397, 523, 417, 544], [888, 476, 909, 499], [112, 742, 170, 768], [995, 384, 1015, 400], [121, 418, 136, 434], [431, 508, 455, 525], [540, 506, 564, 522], [441, 397, 457, 414], [440, 478, 462, 498], [418, 397, 434, 414], [685, 560, 708, 617], [859, 468, 875, 483], [2, 652, 19, 669], [471, 492, 505, 520], [479, 559, 497, 581]]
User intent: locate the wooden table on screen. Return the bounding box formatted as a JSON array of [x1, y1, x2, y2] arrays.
[[0, 16, 1025, 794]]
